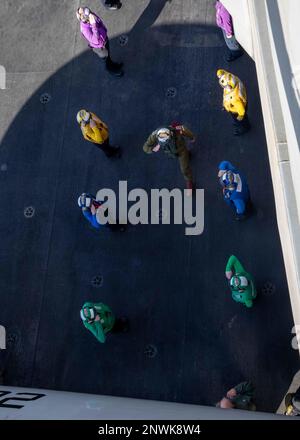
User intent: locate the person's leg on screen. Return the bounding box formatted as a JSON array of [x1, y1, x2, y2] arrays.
[[222, 30, 243, 62], [178, 147, 193, 181], [235, 115, 250, 135], [96, 138, 121, 158], [231, 112, 250, 136], [104, 40, 124, 76], [178, 147, 193, 195], [92, 43, 123, 76]]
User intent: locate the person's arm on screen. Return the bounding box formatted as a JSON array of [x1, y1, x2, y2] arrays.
[[215, 2, 223, 28], [81, 23, 99, 46], [82, 208, 101, 229], [81, 124, 102, 143], [223, 9, 234, 37], [82, 15, 107, 47], [244, 298, 253, 308], [249, 279, 257, 298], [234, 99, 246, 121], [81, 125, 91, 141], [90, 112, 105, 126], [181, 125, 195, 141], [89, 125, 103, 144], [226, 255, 245, 275], [84, 320, 106, 343], [143, 132, 158, 153]]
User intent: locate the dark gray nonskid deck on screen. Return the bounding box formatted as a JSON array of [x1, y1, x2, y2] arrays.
[[0, 0, 298, 413]]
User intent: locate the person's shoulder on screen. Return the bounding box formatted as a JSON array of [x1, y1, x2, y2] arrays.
[[149, 130, 158, 138]]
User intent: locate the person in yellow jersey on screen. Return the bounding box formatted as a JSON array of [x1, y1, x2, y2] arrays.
[[284, 385, 300, 416], [77, 109, 121, 158], [217, 69, 250, 136]]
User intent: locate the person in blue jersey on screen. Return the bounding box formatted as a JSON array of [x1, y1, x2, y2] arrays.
[[77, 193, 125, 231], [218, 161, 252, 220]]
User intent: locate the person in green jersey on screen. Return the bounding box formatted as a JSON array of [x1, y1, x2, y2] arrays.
[[225, 255, 257, 308], [80, 301, 128, 343]]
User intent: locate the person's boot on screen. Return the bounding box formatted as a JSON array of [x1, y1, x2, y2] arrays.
[[235, 212, 246, 221], [233, 122, 250, 136], [226, 50, 243, 62], [186, 180, 193, 197], [108, 66, 124, 77], [106, 59, 124, 77]]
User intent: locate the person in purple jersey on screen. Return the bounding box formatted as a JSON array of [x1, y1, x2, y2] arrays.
[[215, 1, 243, 62], [76, 6, 124, 76]]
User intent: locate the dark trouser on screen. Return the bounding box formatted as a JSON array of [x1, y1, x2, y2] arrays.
[[231, 112, 250, 135], [222, 30, 243, 57], [94, 138, 119, 157], [93, 41, 121, 73], [233, 198, 253, 220], [177, 146, 193, 181]]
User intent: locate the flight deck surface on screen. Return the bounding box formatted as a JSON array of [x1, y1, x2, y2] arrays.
[[0, 0, 299, 413]]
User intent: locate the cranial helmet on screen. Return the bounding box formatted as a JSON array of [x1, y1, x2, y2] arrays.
[[76, 7, 91, 22], [76, 109, 91, 124], [217, 69, 237, 90], [80, 306, 96, 322], [78, 193, 92, 209], [157, 128, 171, 143], [221, 171, 237, 191], [230, 275, 249, 289]]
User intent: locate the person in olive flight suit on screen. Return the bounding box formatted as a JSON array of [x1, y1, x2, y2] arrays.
[[143, 122, 196, 196], [217, 381, 256, 411]]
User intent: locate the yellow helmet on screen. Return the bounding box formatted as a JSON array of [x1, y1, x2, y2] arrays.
[[76, 109, 91, 124], [217, 69, 225, 78]]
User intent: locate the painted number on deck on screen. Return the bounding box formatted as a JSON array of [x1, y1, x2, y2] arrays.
[[0, 391, 45, 409]]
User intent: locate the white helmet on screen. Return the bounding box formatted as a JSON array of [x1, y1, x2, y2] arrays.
[[76, 7, 91, 22], [157, 128, 171, 142], [80, 306, 96, 322], [76, 109, 91, 124], [78, 193, 92, 208]]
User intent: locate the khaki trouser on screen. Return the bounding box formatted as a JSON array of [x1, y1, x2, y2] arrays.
[[177, 147, 193, 181]]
